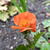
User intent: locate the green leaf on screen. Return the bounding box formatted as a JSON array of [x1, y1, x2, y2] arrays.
[[8, 5, 17, 16], [42, 0, 50, 5], [42, 19, 50, 28], [36, 37, 48, 48], [48, 27, 50, 32], [20, 0, 27, 12], [40, 43, 50, 50], [0, 12, 9, 21], [45, 32, 50, 38], [11, 0, 23, 13], [14, 45, 29, 50], [29, 32, 45, 49]]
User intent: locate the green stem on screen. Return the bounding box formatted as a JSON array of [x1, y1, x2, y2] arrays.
[[20, 0, 27, 12], [14, 4, 23, 13]]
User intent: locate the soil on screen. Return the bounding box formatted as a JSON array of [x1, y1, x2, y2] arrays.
[[0, 20, 25, 50]]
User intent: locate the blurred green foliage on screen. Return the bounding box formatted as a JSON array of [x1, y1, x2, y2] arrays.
[[36, 37, 48, 48], [0, 0, 27, 21], [14, 45, 29, 50], [0, 0, 18, 21], [40, 43, 50, 50], [0, 11, 9, 21], [42, 19, 50, 28], [35, 19, 50, 48]]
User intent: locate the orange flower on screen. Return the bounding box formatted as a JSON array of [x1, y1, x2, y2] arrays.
[[11, 11, 36, 32]]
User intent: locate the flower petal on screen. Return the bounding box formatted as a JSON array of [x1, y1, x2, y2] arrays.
[[11, 26, 25, 30], [11, 26, 33, 32], [11, 12, 36, 32], [19, 28, 33, 32]]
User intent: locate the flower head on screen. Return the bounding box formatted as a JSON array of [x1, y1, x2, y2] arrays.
[[11, 11, 36, 32]]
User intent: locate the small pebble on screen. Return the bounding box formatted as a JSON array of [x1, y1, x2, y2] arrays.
[[10, 46, 13, 49], [2, 25, 6, 27], [6, 38, 9, 39], [13, 37, 16, 40]]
